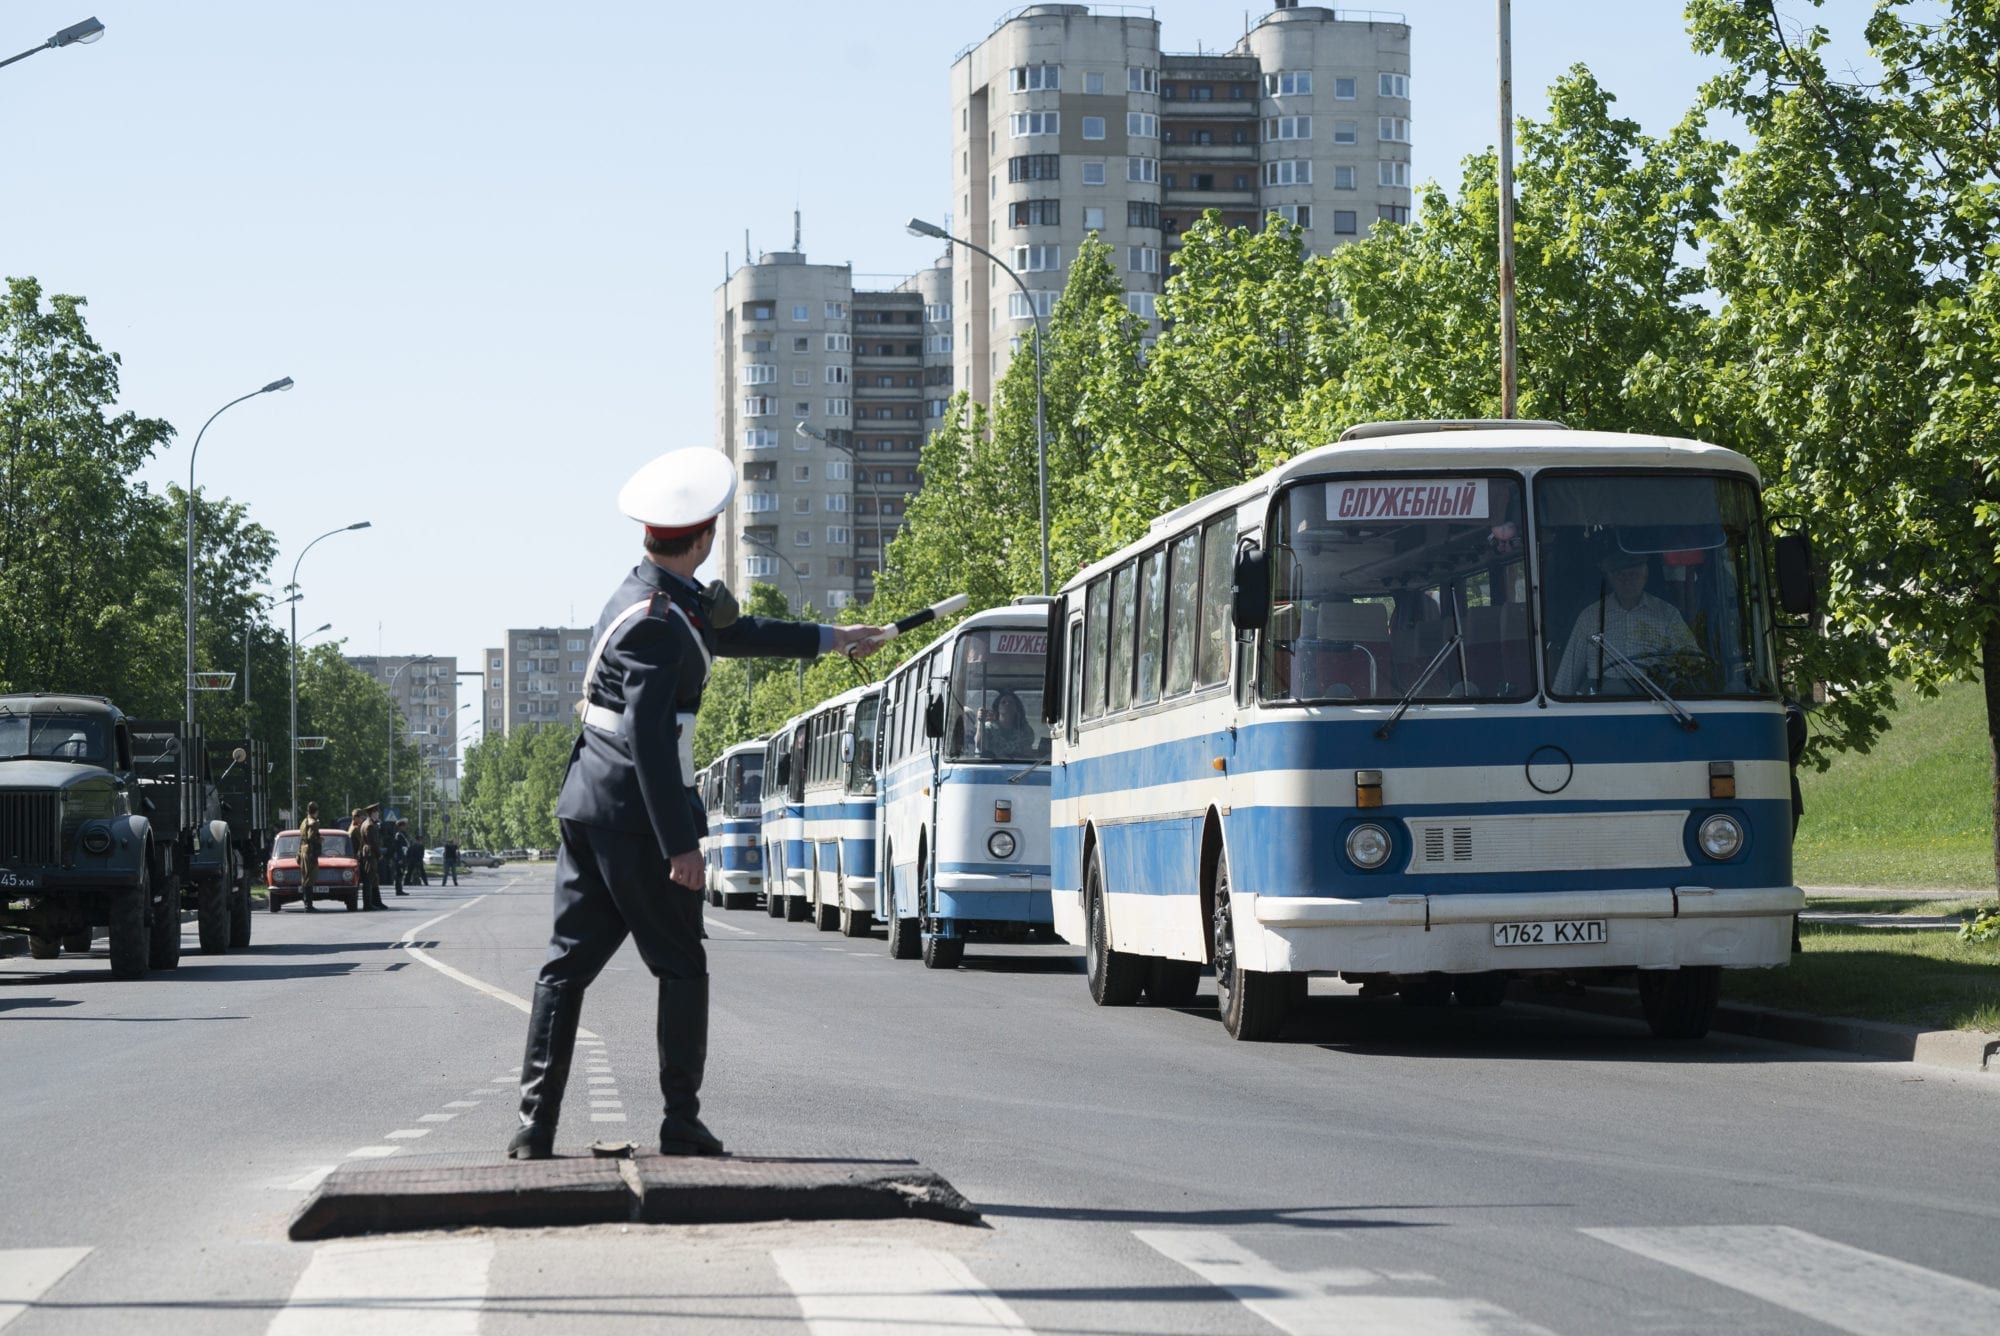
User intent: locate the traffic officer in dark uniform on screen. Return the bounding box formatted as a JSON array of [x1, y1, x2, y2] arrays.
[[507, 447, 885, 1160]]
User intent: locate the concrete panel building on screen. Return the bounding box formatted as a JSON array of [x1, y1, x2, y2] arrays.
[[346, 654, 462, 784], [485, 627, 591, 737]]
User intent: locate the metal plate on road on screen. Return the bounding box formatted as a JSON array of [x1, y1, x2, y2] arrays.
[[1493, 918, 1607, 947], [0, 867, 43, 890]]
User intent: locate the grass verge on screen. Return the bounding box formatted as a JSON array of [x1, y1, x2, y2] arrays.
[[1804, 895, 1990, 919], [1793, 679, 1995, 890], [1720, 922, 2000, 1031]]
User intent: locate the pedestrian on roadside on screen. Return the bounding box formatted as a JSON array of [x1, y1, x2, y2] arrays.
[[297, 802, 322, 913], [441, 838, 460, 886], [357, 805, 384, 910], [408, 832, 428, 886], [505, 447, 884, 1162], [391, 819, 410, 897]]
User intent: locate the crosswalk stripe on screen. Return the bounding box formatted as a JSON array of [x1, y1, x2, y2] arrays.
[[0, 1248, 92, 1333], [1583, 1225, 1999, 1336], [267, 1238, 493, 1336], [1136, 1230, 1555, 1336], [772, 1245, 1033, 1334]]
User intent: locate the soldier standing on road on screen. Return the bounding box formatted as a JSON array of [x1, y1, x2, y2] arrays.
[[408, 831, 428, 886], [441, 838, 460, 886], [391, 819, 410, 897], [358, 805, 385, 911], [506, 447, 884, 1161], [298, 802, 322, 913]]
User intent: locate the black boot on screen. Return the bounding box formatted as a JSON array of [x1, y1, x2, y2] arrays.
[[507, 981, 583, 1160], [657, 976, 724, 1156]]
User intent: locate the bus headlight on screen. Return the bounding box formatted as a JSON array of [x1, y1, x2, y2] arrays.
[[1345, 823, 1392, 870], [745, 848, 760, 867], [1697, 814, 1744, 861], [987, 829, 1018, 860]]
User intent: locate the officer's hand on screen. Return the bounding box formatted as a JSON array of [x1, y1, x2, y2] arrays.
[[668, 850, 704, 890], [833, 625, 890, 659]]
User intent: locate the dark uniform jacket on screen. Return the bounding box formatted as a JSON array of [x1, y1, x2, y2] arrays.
[[558, 560, 819, 859]]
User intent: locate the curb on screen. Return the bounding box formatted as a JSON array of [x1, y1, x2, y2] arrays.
[[288, 1153, 981, 1241], [1515, 984, 1999, 1074]]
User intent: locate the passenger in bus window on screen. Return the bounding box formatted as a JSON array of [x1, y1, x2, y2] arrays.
[[978, 690, 1038, 757], [1552, 546, 1697, 695]]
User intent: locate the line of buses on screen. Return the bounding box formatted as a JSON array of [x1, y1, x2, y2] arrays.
[[698, 422, 1817, 1041]]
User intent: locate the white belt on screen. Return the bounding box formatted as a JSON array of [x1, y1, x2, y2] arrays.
[[582, 704, 698, 782]]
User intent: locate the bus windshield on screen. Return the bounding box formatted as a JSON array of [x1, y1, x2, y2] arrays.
[[948, 627, 1050, 762], [1262, 476, 1534, 703], [726, 754, 764, 819], [846, 696, 879, 794], [1537, 473, 1778, 699]]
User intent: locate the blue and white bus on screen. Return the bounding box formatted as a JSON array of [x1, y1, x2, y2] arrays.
[[878, 602, 1055, 969], [791, 682, 885, 937], [759, 721, 806, 920], [701, 738, 765, 911], [1047, 422, 1813, 1041]]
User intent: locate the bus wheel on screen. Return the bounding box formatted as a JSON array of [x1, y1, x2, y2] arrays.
[[1084, 850, 1143, 1007], [921, 929, 963, 970], [885, 844, 920, 960], [813, 857, 839, 932], [1638, 966, 1720, 1039], [764, 850, 785, 918], [1145, 958, 1201, 1008], [1212, 852, 1287, 1040]]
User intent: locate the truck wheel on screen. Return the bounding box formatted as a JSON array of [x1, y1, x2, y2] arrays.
[[1084, 849, 1143, 1007], [109, 875, 149, 980], [1213, 851, 1288, 1040], [197, 877, 230, 954], [229, 883, 253, 948], [149, 877, 182, 970], [1145, 957, 1201, 1007], [28, 934, 59, 960], [62, 931, 93, 954], [1639, 966, 1721, 1039]]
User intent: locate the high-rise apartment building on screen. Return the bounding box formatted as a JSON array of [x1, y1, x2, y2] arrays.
[[483, 628, 592, 737], [346, 655, 463, 784], [713, 250, 953, 611], [952, 1, 1412, 403]]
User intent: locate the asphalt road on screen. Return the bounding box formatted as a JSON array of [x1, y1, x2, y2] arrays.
[[2, 864, 1996, 1335]]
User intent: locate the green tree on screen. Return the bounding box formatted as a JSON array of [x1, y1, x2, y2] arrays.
[[291, 644, 421, 824]]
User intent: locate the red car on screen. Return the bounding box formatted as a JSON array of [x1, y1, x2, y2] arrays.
[[265, 828, 361, 912]]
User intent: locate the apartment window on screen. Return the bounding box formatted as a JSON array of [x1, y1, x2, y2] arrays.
[[1262, 71, 1312, 97], [923, 333, 952, 353], [825, 365, 850, 384], [1380, 72, 1410, 99], [1334, 76, 1357, 100], [1127, 66, 1157, 93], [1126, 156, 1158, 183], [1231, 83, 1248, 100], [745, 556, 775, 578], [826, 398, 850, 417], [826, 526, 851, 545], [793, 464, 812, 482], [1192, 85, 1213, 101], [1192, 129, 1213, 146], [827, 459, 849, 481], [1074, 69, 1101, 95], [744, 337, 771, 352], [516, 703, 528, 716], [791, 303, 809, 321], [1263, 159, 1312, 187], [1007, 153, 1061, 182], [1009, 111, 1059, 138], [1333, 210, 1358, 235], [743, 492, 778, 513], [1009, 198, 1060, 227], [1233, 173, 1250, 191], [1333, 164, 1356, 190], [791, 368, 811, 386], [751, 304, 773, 320], [742, 395, 775, 417], [1126, 112, 1157, 138], [826, 494, 849, 514], [824, 333, 849, 352], [1379, 203, 1411, 224], [742, 363, 775, 385], [793, 495, 813, 515], [1084, 205, 1107, 231], [794, 401, 811, 417], [1379, 116, 1411, 143], [925, 302, 952, 323], [1126, 200, 1158, 228], [1126, 291, 1157, 319], [742, 428, 777, 449], [1009, 64, 1059, 92], [1006, 290, 1058, 319], [926, 398, 949, 417], [1277, 204, 1313, 229], [794, 528, 812, 547], [1379, 160, 1410, 187], [824, 302, 845, 320], [792, 336, 809, 352], [1162, 82, 1176, 100], [1265, 116, 1311, 141], [1082, 116, 1106, 140], [1164, 173, 1178, 190], [1128, 245, 1159, 274], [1082, 161, 1106, 185], [1014, 244, 1061, 272], [1189, 173, 1215, 191]]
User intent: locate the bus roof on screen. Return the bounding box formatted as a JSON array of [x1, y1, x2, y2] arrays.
[[718, 736, 766, 762]]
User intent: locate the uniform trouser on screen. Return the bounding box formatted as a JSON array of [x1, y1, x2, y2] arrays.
[[393, 857, 405, 892], [299, 861, 316, 908]]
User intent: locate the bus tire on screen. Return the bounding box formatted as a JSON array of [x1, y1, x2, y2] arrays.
[[885, 844, 920, 960], [1212, 852, 1286, 1040], [839, 901, 871, 937], [764, 850, 785, 917], [921, 931, 963, 970], [1638, 966, 1720, 1039], [1084, 851, 1143, 1007], [783, 887, 811, 922], [813, 855, 838, 932], [1146, 958, 1201, 1008], [1453, 972, 1508, 1009]]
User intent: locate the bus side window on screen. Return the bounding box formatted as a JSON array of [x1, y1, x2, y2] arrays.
[[1066, 615, 1084, 743], [1196, 515, 1236, 687], [1108, 562, 1137, 713], [1136, 548, 1167, 706], [1164, 531, 1199, 696], [1083, 576, 1109, 720]]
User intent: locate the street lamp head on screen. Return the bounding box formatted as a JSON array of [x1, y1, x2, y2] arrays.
[[796, 421, 824, 441], [347, 521, 371, 531], [262, 376, 295, 394], [907, 217, 949, 241], [52, 17, 104, 46]]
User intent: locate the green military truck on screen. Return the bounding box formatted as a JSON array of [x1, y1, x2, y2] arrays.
[[0, 695, 183, 978], [204, 736, 267, 948], [128, 719, 242, 955]]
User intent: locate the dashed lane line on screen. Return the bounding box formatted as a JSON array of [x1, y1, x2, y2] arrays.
[[394, 888, 602, 1039], [0, 1248, 92, 1333]]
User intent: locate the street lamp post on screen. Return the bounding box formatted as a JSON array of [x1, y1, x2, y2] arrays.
[[288, 522, 370, 821], [908, 216, 1048, 596], [185, 377, 294, 736], [0, 16, 104, 72], [386, 656, 436, 819]]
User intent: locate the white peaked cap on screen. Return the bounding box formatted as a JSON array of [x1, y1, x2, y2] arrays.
[[618, 447, 738, 533]]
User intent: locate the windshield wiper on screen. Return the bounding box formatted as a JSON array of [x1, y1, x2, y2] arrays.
[[1375, 634, 1464, 741], [1588, 634, 1699, 731]]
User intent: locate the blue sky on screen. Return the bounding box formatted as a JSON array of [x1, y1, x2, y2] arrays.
[[4, 1, 1871, 746]]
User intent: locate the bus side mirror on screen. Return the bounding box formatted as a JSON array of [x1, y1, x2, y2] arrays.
[[923, 697, 945, 739], [1042, 596, 1066, 725], [840, 732, 854, 765], [1774, 532, 1816, 617], [1231, 544, 1270, 633]]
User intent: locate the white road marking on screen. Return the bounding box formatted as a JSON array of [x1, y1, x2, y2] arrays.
[[1584, 1225, 2000, 1336], [489, 1076, 515, 1084], [772, 1246, 1032, 1334], [384, 1129, 430, 1140], [418, 1113, 456, 1122], [589, 1113, 628, 1122], [444, 1101, 480, 1109], [267, 1237, 493, 1336], [346, 1146, 403, 1159], [1137, 1231, 1555, 1336], [0, 1247, 92, 1332], [705, 915, 756, 935], [587, 1075, 615, 1085], [395, 893, 600, 1038]]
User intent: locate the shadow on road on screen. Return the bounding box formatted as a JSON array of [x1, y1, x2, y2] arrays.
[[955, 951, 1085, 976], [0, 996, 81, 1012], [0, 961, 360, 986]]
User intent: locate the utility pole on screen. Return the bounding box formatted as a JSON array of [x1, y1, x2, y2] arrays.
[[1497, 0, 1519, 419]]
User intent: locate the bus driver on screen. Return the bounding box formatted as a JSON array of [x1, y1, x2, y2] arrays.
[[1552, 545, 1698, 695]]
